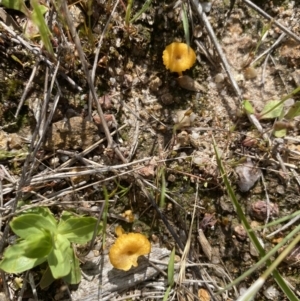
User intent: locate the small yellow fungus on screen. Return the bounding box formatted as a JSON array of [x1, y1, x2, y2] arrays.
[[109, 233, 151, 271], [162, 42, 196, 76]]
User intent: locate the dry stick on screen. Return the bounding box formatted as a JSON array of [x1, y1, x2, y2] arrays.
[[27, 62, 61, 180], [127, 97, 140, 161], [60, 2, 126, 163], [57, 123, 128, 170], [89, 0, 120, 119], [259, 33, 286, 97], [191, 0, 270, 143], [0, 64, 61, 254], [15, 60, 39, 118], [0, 21, 82, 91], [0, 270, 10, 300], [251, 32, 286, 66], [28, 159, 153, 184], [17, 271, 29, 301], [260, 172, 271, 235], [136, 177, 185, 251], [243, 0, 300, 44]]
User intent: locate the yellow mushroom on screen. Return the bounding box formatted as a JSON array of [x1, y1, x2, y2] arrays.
[[109, 233, 151, 271], [162, 42, 196, 76]]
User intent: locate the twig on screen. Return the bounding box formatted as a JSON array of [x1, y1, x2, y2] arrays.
[[242, 0, 300, 44], [17, 271, 29, 301], [190, 0, 270, 143], [89, 0, 120, 119], [28, 272, 38, 301], [60, 2, 126, 163], [251, 33, 286, 66], [127, 98, 140, 161], [15, 60, 39, 118], [57, 123, 128, 169], [260, 173, 270, 235], [27, 62, 61, 179], [267, 214, 300, 238], [0, 21, 82, 91]]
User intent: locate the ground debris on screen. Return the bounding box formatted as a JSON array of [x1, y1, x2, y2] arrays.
[[44, 116, 100, 150]]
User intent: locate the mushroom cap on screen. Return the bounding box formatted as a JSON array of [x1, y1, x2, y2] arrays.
[[162, 42, 196, 74], [109, 233, 151, 271]]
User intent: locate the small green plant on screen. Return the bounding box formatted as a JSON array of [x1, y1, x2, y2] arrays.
[[242, 85, 300, 137], [125, 0, 152, 27], [0, 207, 101, 287], [163, 247, 176, 301], [2, 0, 54, 56]]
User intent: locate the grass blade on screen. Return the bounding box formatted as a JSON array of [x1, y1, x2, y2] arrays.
[[181, 3, 190, 46], [213, 136, 299, 300], [131, 0, 152, 23]]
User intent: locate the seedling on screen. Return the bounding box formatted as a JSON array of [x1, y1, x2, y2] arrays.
[[242, 85, 300, 137], [163, 247, 176, 301], [0, 207, 101, 287], [125, 0, 153, 27]]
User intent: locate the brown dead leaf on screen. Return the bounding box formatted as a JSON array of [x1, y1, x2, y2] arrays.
[[198, 288, 210, 301]]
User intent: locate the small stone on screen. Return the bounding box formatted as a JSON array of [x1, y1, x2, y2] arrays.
[[244, 67, 257, 79], [176, 130, 190, 147], [234, 224, 247, 241], [215, 73, 225, 83], [167, 174, 176, 182], [276, 185, 285, 195], [173, 109, 196, 129], [263, 285, 280, 300], [149, 76, 162, 92], [284, 244, 300, 267], [50, 157, 60, 168], [161, 92, 174, 104], [250, 201, 279, 221], [236, 158, 261, 192], [0, 130, 8, 150], [8, 133, 23, 149], [177, 75, 205, 92]]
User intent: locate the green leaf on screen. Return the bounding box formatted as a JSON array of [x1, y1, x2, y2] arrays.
[[130, 0, 152, 23], [30, 0, 54, 56], [243, 100, 255, 114], [125, 0, 134, 26], [163, 286, 172, 301], [34, 207, 57, 227], [1, 0, 28, 14], [47, 234, 71, 279], [10, 214, 57, 239], [60, 211, 75, 222], [62, 247, 81, 284], [167, 248, 175, 286], [40, 267, 55, 289], [284, 102, 300, 120], [0, 242, 47, 273], [24, 230, 53, 258], [273, 128, 287, 138], [259, 100, 283, 119], [57, 216, 99, 244]]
